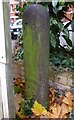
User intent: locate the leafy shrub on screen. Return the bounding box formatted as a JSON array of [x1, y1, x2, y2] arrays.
[[50, 51, 74, 70], [20, 98, 35, 116]]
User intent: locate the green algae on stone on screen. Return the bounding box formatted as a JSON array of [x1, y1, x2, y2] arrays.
[[23, 25, 41, 98]]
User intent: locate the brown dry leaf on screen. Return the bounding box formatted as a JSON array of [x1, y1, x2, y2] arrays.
[[40, 114, 49, 119], [46, 111, 52, 117], [60, 103, 69, 117], [55, 96, 64, 105], [47, 111, 60, 118], [14, 79, 25, 91], [46, 112, 56, 118], [65, 92, 73, 100], [49, 87, 57, 104], [73, 101, 74, 110], [14, 79, 21, 85], [49, 95, 55, 104], [62, 114, 68, 118], [62, 96, 72, 106], [14, 93, 24, 113], [50, 103, 61, 118], [20, 115, 27, 120], [68, 106, 72, 112], [51, 97, 55, 103], [14, 79, 25, 87], [49, 87, 57, 95]]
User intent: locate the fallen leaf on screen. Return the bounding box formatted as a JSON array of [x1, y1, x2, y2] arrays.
[[31, 100, 47, 116], [65, 92, 73, 100], [47, 111, 59, 118], [50, 103, 61, 117], [68, 106, 72, 112], [55, 96, 63, 105], [62, 114, 68, 118], [61, 103, 69, 117], [49, 87, 57, 95], [14, 93, 24, 113], [62, 96, 72, 106], [73, 101, 74, 110]]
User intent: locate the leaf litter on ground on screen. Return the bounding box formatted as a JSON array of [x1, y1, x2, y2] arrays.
[[14, 78, 74, 119]]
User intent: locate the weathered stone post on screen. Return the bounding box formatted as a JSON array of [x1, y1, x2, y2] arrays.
[[23, 4, 49, 107]]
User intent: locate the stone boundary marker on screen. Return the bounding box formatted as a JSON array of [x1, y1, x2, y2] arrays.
[[12, 60, 72, 90]]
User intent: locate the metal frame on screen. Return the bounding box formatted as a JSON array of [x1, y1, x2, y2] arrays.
[[0, 0, 15, 118]]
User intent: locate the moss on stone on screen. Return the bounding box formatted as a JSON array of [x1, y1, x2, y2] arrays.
[[23, 24, 41, 98]]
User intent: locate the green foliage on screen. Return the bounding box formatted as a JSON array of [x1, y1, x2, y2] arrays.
[[50, 32, 57, 48], [70, 110, 74, 120], [15, 1, 74, 50], [14, 85, 23, 94], [13, 35, 24, 61], [15, 2, 32, 18], [50, 17, 65, 48], [50, 51, 74, 70], [62, 35, 72, 47], [13, 35, 74, 70], [49, 2, 73, 49], [13, 48, 24, 61], [13, 1, 74, 71], [20, 98, 35, 116]]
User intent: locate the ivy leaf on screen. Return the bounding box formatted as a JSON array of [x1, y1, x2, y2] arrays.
[[59, 1, 65, 6], [58, 22, 64, 31], [70, 111, 74, 120], [52, 0, 58, 7], [71, 19, 74, 31], [63, 29, 69, 37], [62, 35, 72, 47], [50, 33, 56, 48]]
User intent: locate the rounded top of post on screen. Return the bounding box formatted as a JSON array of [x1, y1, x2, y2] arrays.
[[23, 4, 49, 24], [23, 3, 48, 13]]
